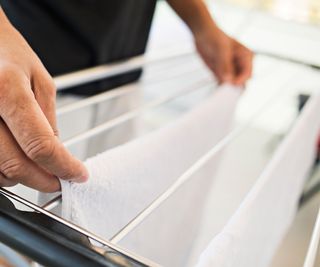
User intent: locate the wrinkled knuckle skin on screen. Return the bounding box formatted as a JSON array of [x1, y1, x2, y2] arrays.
[[45, 79, 57, 98], [25, 136, 56, 163], [52, 129, 59, 137], [0, 65, 29, 109], [0, 158, 24, 180], [0, 65, 16, 91]]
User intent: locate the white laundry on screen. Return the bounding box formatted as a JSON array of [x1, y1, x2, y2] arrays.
[[196, 93, 320, 267], [37, 87, 142, 207], [61, 84, 241, 266]]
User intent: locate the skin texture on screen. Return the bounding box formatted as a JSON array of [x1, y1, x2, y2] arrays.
[[194, 27, 253, 85], [0, 0, 253, 192], [0, 11, 88, 192], [167, 0, 253, 85]]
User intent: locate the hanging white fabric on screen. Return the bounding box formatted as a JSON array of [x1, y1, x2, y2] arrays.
[[197, 92, 320, 267], [61, 84, 241, 266]]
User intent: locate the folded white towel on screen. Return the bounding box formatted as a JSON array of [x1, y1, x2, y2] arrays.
[[61, 84, 240, 266], [196, 93, 320, 267]]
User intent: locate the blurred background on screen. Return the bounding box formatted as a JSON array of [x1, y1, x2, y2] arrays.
[[227, 0, 320, 24]]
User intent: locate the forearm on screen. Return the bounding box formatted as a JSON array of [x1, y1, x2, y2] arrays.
[[166, 0, 218, 36]]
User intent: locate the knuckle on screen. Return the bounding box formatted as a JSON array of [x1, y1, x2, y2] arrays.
[[0, 64, 30, 109], [0, 63, 24, 85], [0, 65, 16, 90], [0, 158, 24, 180], [25, 136, 57, 163], [44, 79, 56, 98], [53, 129, 59, 137], [33, 68, 56, 98]]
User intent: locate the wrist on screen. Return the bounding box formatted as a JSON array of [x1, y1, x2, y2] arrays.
[[192, 20, 222, 41], [190, 15, 217, 37]]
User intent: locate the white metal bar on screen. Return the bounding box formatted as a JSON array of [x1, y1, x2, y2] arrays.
[[42, 78, 212, 210], [54, 49, 193, 91], [110, 125, 242, 244], [63, 78, 214, 148], [0, 188, 159, 267], [42, 68, 298, 230], [141, 63, 203, 85], [57, 65, 203, 117], [57, 83, 136, 116], [43, 69, 298, 213], [109, 74, 299, 244], [41, 194, 62, 210], [304, 206, 320, 267]]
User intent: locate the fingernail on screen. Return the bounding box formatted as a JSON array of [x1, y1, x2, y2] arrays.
[[73, 168, 89, 183]]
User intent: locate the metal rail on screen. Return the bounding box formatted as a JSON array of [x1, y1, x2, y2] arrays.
[[62, 78, 214, 148], [0, 188, 159, 267], [53, 44, 319, 94], [57, 64, 203, 117], [108, 74, 300, 243], [42, 69, 299, 231], [54, 48, 193, 91]]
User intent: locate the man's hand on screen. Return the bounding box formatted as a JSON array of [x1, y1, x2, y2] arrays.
[[194, 27, 253, 86], [0, 9, 88, 192], [167, 0, 253, 86]]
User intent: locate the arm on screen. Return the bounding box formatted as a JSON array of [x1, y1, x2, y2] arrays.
[[0, 8, 88, 192], [166, 0, 218, 35], [167, 0, 253, 85]]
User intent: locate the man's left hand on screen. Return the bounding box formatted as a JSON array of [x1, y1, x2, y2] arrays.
[[195, 27, 253, 86]]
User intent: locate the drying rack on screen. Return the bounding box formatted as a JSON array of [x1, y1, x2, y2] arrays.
[[0, 46, 319, 267]]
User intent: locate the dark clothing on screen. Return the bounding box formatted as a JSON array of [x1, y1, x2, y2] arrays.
[[0, 0, 157, 94]]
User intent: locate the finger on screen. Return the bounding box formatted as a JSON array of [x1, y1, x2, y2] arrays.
[[0, 172, 18, 187], [216, 49, 234, 84], [209, 53, 233, 83], [19, 161, 61, 192], [233, 62, 251, 86], [233, 44, 253, 86], [234, 55, 253, 85], [32, 68, 58, 136], [0, 69, 88, 182], [204, 56, 233, 85], [0, 119, 60, 192], [196, 49, 223, 83], [196, 43, 233, 84]]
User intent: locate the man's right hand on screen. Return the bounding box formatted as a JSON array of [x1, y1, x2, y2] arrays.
[[0, 9, 88, 192]]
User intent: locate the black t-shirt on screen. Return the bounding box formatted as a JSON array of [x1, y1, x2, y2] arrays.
[[0, 0, 157, 94]]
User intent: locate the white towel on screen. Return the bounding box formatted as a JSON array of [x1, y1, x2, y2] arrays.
[[61, 84, 241, 266], [196, 92, 320, 267]]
